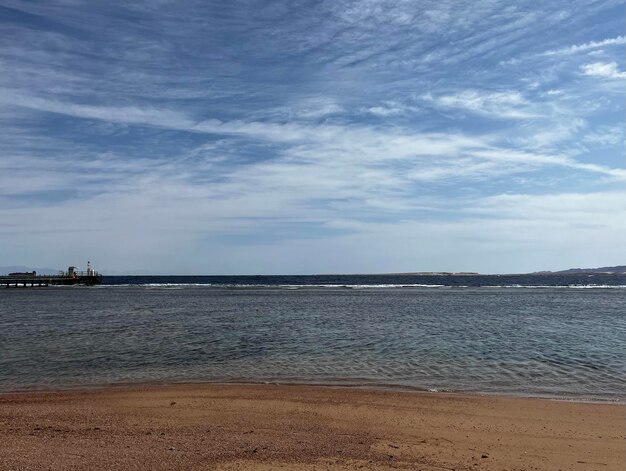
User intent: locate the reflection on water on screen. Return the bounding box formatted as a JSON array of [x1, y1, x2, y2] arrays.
[[1, 285, 625, 401]]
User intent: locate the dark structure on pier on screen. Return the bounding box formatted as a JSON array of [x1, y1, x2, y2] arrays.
[[1, 262, 102, 288]]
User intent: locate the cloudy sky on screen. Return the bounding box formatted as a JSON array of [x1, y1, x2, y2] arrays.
[[1, 1, 624, 274]]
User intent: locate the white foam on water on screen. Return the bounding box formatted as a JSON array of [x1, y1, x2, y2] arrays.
[[486, 284, 626, 289], [99, 283, 448, 289], [97, 283, 626, 289]]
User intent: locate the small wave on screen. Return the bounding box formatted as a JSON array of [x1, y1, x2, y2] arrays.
[[145, 283, 214, 288], [485, 284, 626, 289], [570, 285, 626, 289]]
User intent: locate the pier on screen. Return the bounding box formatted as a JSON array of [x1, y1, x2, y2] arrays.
[[1, 263, 102, 288]]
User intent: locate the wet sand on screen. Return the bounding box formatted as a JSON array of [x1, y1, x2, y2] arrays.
[[0, 384, 623, 470]]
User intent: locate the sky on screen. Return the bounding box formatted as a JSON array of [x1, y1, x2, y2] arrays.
[[0, 0, 625, 275]]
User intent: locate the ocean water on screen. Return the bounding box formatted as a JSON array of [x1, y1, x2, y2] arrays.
[[1, 274, 625, 401]]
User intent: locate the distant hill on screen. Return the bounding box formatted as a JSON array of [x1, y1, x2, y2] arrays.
[[534, 266, 626, 275], [0, 266, 60, 276]]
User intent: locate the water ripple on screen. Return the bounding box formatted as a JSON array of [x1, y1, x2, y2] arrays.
[[1, 286, 625, 400]]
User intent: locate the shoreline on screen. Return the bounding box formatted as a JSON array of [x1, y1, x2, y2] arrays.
[[2, 379, 624, 404], [1, 382, 623, 470]]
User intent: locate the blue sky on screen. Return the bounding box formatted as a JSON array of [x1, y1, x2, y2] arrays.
[[0, 0, 624, 274]]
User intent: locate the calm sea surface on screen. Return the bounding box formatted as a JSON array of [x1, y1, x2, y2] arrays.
[[1, 274, 625, 401]]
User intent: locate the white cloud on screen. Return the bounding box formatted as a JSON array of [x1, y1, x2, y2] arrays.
[[543, 36, 626, 56], [471, 147, 626, 181], [2, 92, 624, 208], [287, 97, 345, 119], [2, 1, 625, 273], [580, 62, 626, 79], [4, 186, 625, 274], [363, 100, 419, 116], [473, 191, 626, 231], [519, 118, 586, 150], [582, 126, 624, 146], [200, 190, 626, 274], [424, 90, 536, 119]]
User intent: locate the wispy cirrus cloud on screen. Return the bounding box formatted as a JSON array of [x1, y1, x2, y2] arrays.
[[422, 90, 536, 119], [543, 35, 626, 56], [582, 125, 624, 146], [362, 101, 420, 117], [0, 0, 624, 273]]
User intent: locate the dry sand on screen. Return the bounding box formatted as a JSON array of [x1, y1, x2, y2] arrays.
[[0, 384, 623, 470]]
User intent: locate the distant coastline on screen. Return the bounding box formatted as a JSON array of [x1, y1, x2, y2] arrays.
[[531, 265, 626, 275], [1, 265, 625, 276], [330, 266, 626, 276]]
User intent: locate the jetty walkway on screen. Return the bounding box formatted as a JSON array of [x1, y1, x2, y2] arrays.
[[1, 265, 102, 288]]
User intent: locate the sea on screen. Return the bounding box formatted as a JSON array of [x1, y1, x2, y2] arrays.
[[1, 274, 624, 401]]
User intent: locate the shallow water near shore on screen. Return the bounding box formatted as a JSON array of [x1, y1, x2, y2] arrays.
[[1, 275, 625, 401]]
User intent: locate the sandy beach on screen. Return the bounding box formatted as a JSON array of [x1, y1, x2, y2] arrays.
[[0, 384, 623, 470]]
